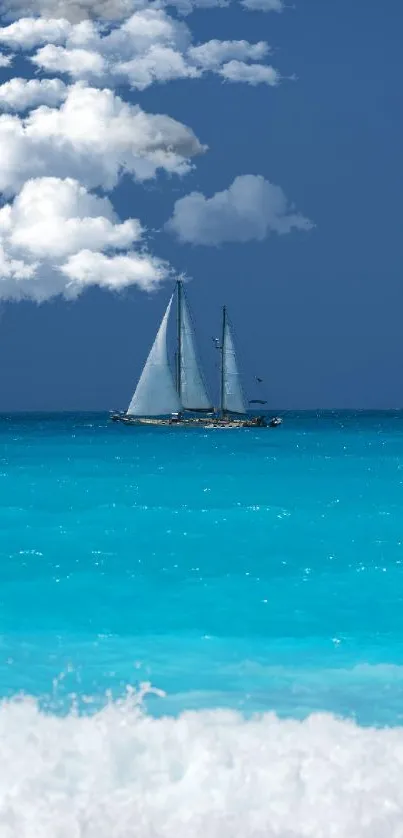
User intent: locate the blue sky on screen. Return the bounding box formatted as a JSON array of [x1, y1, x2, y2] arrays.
[[0, 0, 401, 410]]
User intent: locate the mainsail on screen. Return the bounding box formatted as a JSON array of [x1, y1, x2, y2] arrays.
[[127, 295, 181, 416], [179, 292, 212, 411], [221, 310, 247, 415]]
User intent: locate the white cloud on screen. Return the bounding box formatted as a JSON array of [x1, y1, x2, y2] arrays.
[[33, 43, 107, 77], [1, 0, 135, 22], [0, 8, 188, 55], [29, 10, 193, 85], [0, 176, 141, 257], [60, 249, 167, 294], [0, 11, 279, 91], [1, 0, 286, 18], [241, 0, 284, 10], [0, 245, 37, 283], [0, 176, 169, 300], [219, 60, 280, 85], [171, 0, 229, 13], [188, 39, 269, 69], [166, 174, 313, 245], [0, 78, 67, 110], [115, 45, 200, 89], [0, 83, 205, 195], [0, 0, 292, 312], [1, 0, 231, 22], [104, 8, 190, 54], [0, 51, 13, 67], [0, 16, 71, 49]]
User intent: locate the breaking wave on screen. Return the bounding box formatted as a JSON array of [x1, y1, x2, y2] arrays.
[[1, 685, 403, 838]]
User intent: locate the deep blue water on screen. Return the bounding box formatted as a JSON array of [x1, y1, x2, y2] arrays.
[[1, 411, 403, 725]]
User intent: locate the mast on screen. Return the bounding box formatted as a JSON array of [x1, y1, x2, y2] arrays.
[[176, 279, 182, 403], [220, 305, 226, 417]]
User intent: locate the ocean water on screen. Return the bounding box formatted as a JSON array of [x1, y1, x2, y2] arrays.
[[1, 411, 403, 837]]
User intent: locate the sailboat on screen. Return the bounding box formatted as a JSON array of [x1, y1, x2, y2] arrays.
[[111, 281, 281, 428]]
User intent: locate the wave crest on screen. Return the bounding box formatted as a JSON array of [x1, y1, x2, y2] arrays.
[[1, 687, 403, 837]]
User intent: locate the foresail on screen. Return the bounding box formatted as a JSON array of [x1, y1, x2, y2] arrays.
[[223, 320, 247, 414], [180, 296, 212, 411], [127, 296, 181, 416]]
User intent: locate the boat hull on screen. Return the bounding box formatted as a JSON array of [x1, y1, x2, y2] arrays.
[[110, 415, 282, 429]]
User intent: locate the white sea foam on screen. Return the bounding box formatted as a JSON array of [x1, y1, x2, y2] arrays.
[[0, 686, 403, 838]]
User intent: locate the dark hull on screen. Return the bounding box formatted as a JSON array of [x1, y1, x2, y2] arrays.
[[110, 414, 282, 429]]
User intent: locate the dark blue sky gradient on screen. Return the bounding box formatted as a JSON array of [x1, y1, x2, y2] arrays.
[[0, 0, 402, 409]]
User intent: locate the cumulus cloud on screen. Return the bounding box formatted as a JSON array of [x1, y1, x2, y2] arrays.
[[60, 249, 167, 292], [0, 175, 141, 257], [0, 83, 205, 195], [187, 38, 269, 69], [1, 0, 234, 23], [0, 11, 279, 91], [0, 51, 13, 67], [0, 9, 187, 53], [114, 45, 200, 89], [1, 0, 136, 22], [219, 60, 279, 85], [33, 43, 107, 77], [0, 176, 169, 300], [171, 0, 229, 13], [0, 16, 71, 48], [27, 10, 192, 85], [166, 174, 314, 245], [99, 7, 190, 54], [1, 0, 287, 20], [241, 0, 284, 10], [0, 0, 292, 310], [0, 77, 67, 110]]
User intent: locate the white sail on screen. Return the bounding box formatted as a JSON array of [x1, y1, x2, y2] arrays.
[[222, 319, 247, 414], [180, 295, 212, 411], [127, 295, 181, 416]]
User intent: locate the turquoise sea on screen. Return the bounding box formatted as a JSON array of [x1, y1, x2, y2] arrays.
[[1, 412, 403, 837]]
